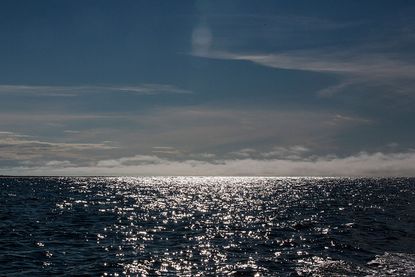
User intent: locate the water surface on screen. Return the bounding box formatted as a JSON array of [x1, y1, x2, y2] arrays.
[[1, 177, 414, 276]]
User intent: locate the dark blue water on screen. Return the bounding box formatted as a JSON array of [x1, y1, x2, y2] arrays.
[[1, 177, 415, 276]]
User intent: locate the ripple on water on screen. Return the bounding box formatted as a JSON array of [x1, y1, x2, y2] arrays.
[[0, 176, 414, 276]]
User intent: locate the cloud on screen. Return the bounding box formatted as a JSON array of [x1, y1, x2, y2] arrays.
[[151, 146, 182, 155], [0, 131, 116, 161], [190, 13, 415, 98], [44, 160, 75, 167], [192, 47, 415, 101], [261, 145, 310, 159], [197, 50, 415, 79], [0, 84, 191, 97], [229, 146, 310, 160], [2, 151, 415, 177], [230, 148, 257, 158], [63, 130, 81, 134], [194, 153, 216, 159], [152, 150, 182, 155], [151, 147, 180, 152], [0, 135, 115, 150], [0, 105, 373, 165], [125, 106, 372, 151], [96, 155, 164, 167], [0, 105, 375, 168], [317, 79, 359, 97]]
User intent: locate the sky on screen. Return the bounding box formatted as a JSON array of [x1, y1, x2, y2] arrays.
[[1, 0, 415, 176]]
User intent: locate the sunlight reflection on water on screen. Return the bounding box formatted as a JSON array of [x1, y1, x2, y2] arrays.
[[1, 177, 415, 276]]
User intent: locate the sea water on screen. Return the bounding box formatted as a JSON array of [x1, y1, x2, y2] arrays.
[[1, 177, 414, 276]]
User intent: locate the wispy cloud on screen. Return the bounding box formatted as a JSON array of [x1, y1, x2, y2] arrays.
[[190, 12, 415, 98], [126, 106, 372, 153], [229, 146, 310, 160], [0, 131, 116, 161], [229, 148, 257, 158], [151, 146, 182, 155], [193, 47, 415, 100], [0, 106, 375, 166], [260, 145, 310, 159], [63, 130, 81, 134], [96, 155, 164, 167], [196, 49, 415, 79], [3, 150, 415, 177], [0, 84, 191, 97]]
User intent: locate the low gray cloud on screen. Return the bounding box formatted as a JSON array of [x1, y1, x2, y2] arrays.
[[0, 131, 116, 161], [151, 146, 182, 155], [124, 106, 371, 153], [229, 148, 257, 158], [0, 105, 374, 166], [2, 150, 415, 177], [260, 145, 310, 160]]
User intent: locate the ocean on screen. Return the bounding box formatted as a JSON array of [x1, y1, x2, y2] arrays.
[[1, 177, 414, 276]]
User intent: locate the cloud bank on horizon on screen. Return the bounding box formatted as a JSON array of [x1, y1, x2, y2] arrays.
[[0, 0, 415, 176]]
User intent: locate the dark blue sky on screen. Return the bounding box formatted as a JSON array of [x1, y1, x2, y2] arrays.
[[1, 0, 415, 176]]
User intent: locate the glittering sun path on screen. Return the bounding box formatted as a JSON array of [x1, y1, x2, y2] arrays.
[[1, 177, 415, 276]]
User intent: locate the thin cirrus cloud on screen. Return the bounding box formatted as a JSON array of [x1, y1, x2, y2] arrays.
[[0, 84, 192, 97], [229, 146, 310, 160], [199, 50, 415, 78], [194, 50, 415, 99], [190, 12, 415, 98], [0, 131, 116, 161]]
